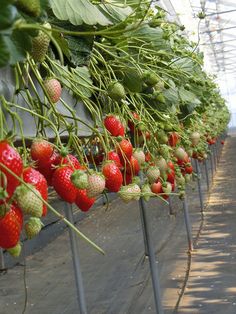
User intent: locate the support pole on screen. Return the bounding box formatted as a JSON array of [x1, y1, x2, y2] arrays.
[[204, 159, 210, 191], [210, 146, 214, 179], [195, 159, 204, 212], [139, 196, 164, 314], [213, 145, 217, 172], [182, 197, 193, 251], [0, 248, 5, 271], [64, 203, 87, 314]]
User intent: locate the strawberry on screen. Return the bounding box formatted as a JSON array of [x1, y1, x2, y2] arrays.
[[174, 147, 188, 161], [221, 140, 225, 145], [107, 151, 122, 168], [86, 172, 105, 198], [119, 184, 141, 203], [128, 112, 140, 133], [52, 166, 78, 203], [145, 152, 151, 162], [7, 242, 22, 257], [0, 204, 23, 249], [141, 183, 152, 201], [123, 156, 140, 175], [151, 181, 162, 194], [156, 157, 168, 174], [116, 139, 133, 161], [71, 170, 88, 189], [23, 167, 48, 216], [168, 132, 179, 147], [167, 168, 175, 184], [15, 184, 43, 217], [122, 171, 133, 185], [44, 78, 62, 103], [104, 115, 125, 137], [133, 149, 146, 166], [102, 161, 123, 192], [190, 132, 200, 146], [56, 154, 82, 170], [107, 82, 126, 102], [161, 182, 172, 200], [16, 0, 41, 17], [37, 150, 59, 186], [142, 71, 159, 86], [25, 217, 43, 239], [31, 23, 51, 62], [31, 139, 53, 164], [185, 165, 193, 174], [167, 161, 175, 171], [0, 141, 23, 201], [75, 189, 95, 212], [146, 166, 160, 183]]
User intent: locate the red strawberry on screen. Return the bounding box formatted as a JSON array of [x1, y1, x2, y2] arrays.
[[168, 132, 180, 147], [151, 181, 162, 194], [44, 78, 62, 103], [104, 115, 124, 137], [167, 168, 175, 184], [221, 140, 225, 145], [86, 172, 105, 198], [52, 166, 78, 203], [37, 150, 59, 186], [0, 204, 23, 249], [107, 151, 122, 168], [167, 161, 175, 171], [102, 161, 123, 192], [145, 152, 151, 162], [116, 139, 133, 161], [128, 112, 140, 133], [31, 139, 53, 164], [75, 189, 95, 212], [185, 165, 193, 174], [122, 172, 133, 185], [56, 154, 82, 170], [0, 141, 23, 200], [123, 156, 140, 175], [23, 167, 48, 216]]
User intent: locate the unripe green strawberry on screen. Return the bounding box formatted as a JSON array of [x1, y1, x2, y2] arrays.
[[7, 242, 22, 257], [142, 71, 159, 86], [15, 184, 43, 218], [44, 78, 62, 103], [133, 149, 146, 166], [146, 166, 160, 183], [31, 23, 51, 62], [87, 172, 105, 198], [16, 0, 41, 17], [141, 183, 152, 201], [25, 217, 43, 239], [118, 183, 141, 203], [71, 170, 88, 189], [107, 82, 126, 102]]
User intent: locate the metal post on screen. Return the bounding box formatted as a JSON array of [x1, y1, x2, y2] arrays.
[[139, 196, 164, 314], [182, 197, 193, 251], [0, 248, 5, 271], [195, 159, 204, 212], [138, 198, 149, 257], [64, 203, 87, 314], [204, 159, 210, 191], [168, 196, 175, 215], [210, 146, 214, 179], [213, 145, 217, 171]]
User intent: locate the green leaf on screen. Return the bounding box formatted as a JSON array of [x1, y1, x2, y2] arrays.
[[72, 66, 93, 98], [163, 87, 179, 105], [50, 0, 112, 26], [3, 29, 32, 65], [0, 35, 10, 67], [52, 31, 71, 60], [179, 86, 201, 106], [66, 35, 93, 66], [0, 5, 18, 30], [127, 24, 170, 51], [98, 2, 133, 23]]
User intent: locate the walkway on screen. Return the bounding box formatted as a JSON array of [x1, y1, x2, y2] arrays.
[[179, 135, 236, 313]]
